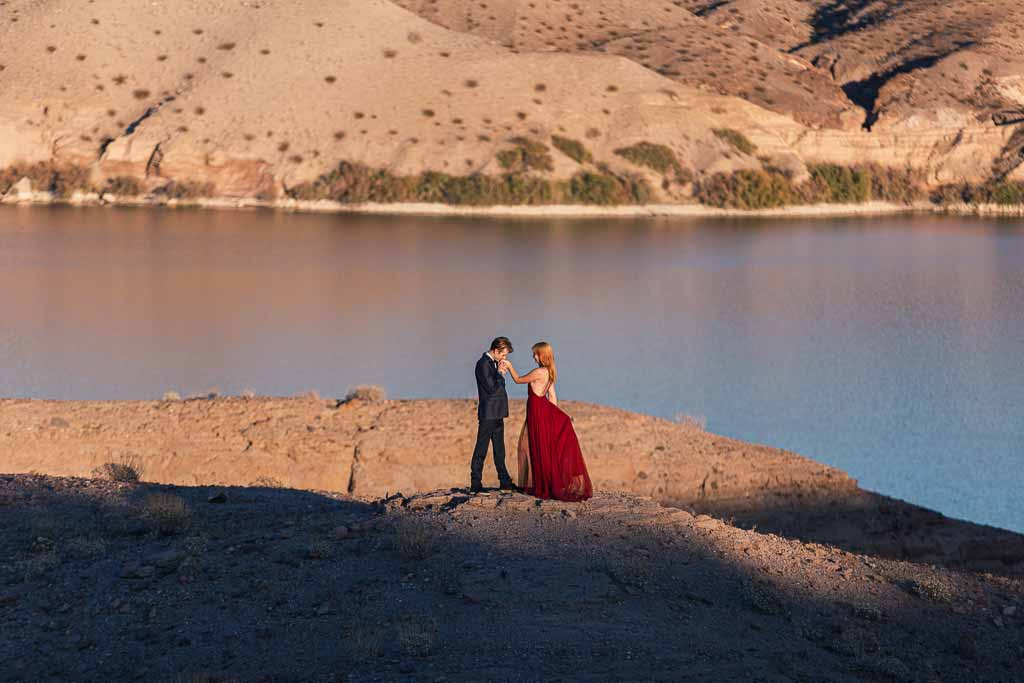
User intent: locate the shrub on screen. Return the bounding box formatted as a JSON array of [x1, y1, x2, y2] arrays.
[[613, 142, 681, 176], [988, 181, 1024, 205], [551, 135, 592, 164], [92, 455, 144, 482], [140, 493, 192, 535], [674, 413, 707, 432], [564, 170, 651, 205], [808, 164, 872, 203], [712, 128, 757, 155], [398, 614, 440, 657], [862, 164, 927, 204], [395, 516, 437, 562], [0, 162, 94, 197], [160, 180, 216, 199], [344, 385, 386, 403], [103, 176, 143, 197], [495, 138, 553, 173], [696, 170, 797, 209]]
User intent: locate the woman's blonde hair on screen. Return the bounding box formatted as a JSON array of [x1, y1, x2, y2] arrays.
[[532, 341, 557, 386]]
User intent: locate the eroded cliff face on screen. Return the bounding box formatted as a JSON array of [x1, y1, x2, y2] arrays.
[[0, 0, 1022, 199]]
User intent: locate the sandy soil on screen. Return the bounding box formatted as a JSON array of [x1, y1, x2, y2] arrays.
[[0, 475, 1021, 681], [2, 395, 1022, 578]]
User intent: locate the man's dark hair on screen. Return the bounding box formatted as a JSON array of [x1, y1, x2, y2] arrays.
[[490, 337, 513, 353]]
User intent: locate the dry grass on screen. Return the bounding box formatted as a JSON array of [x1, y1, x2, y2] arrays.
[[102, 176, 143, 197], [398, 614, 440, 657], [673, 413, 707, 432], [344, 385, 386, 403], [350, 622, 387, 657], [91, 455, 145, 482], [139, 493, 192, 535], [712, 128, 757, 156], [394, 515, 438, 562]]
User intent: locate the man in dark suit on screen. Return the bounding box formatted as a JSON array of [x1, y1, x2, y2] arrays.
[[471, 336, 518, 493]]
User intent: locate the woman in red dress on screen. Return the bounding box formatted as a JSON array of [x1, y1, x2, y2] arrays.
[[501, 342, 592, 502]]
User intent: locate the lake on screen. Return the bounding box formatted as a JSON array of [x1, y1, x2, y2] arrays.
[[1, 205, 1021, 533]]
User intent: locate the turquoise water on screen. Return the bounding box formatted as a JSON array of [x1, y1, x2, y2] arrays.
[[1, 206, 1021, 532]]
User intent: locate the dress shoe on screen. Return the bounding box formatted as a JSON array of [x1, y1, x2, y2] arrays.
[[499, 482, 522, 493], [469, 483, 484, 494]]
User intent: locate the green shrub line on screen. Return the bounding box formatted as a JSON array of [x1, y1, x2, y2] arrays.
[[712, 128, 757, 156], [285, 161, 651, 206], [2, 158, 1024, 210]]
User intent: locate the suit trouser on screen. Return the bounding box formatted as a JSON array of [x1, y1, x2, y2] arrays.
[[470, 418, 512, 486]]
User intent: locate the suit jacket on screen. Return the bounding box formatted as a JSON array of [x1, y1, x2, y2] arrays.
[[475, 353, 509, 420]]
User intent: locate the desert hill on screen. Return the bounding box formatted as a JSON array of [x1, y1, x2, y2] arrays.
[[2, 394, 1023, 577], [1, 0, 1023, 204]]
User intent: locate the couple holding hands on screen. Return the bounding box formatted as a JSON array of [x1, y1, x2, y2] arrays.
[[471, 337, 592, 502]]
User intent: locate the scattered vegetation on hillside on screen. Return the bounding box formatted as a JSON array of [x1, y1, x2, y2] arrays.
[[613, 142, 680, 176], [551, 135, 592, 164], [496, 137, 554, 173], [712, 128, 757, 156]]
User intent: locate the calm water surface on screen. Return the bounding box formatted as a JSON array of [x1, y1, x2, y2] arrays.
[[1, 206, 1022, 532]]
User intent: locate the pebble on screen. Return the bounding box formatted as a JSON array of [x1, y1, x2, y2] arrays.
[[1002, 606, 1016, 617], [208, 490, 227, 504]]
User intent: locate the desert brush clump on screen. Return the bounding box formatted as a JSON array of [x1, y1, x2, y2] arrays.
[[139, 493, 192, 535], [394, 515, 438, 562], [712, 128, 757, 156], [496, 137, 554, 173], [613, 142, 681, 176], [102, 176, 144, 197], [565, 170, 651, 205], [159, 180, 216, 200], [932, 180, 1024, 205], [551, 135, 592, 164], [696, 169, 799, 209], [807, 164, 873, 204], [91, 455, 144, 482], [344, 385, 387, 403], [0, 161, 94, 197]]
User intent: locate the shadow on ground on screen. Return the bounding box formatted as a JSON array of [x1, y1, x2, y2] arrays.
[[0, 474, 1021, 682]]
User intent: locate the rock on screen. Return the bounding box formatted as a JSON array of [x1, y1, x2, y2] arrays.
[[119, 563, 155, 579], [316, 603, 330, 615], [957, 634, 978, 660], [1002, 605, 1017, 617], [207, 490, 227, 503], [332, 525, 350, 539], [147, 549, 187, 573], [49, 416, 70, 428]]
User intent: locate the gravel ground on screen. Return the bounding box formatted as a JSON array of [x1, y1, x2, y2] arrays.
[[1, 474, 1022, 682]]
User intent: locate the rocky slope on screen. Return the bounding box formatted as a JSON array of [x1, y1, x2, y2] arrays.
[[2, 395, 1023, 577], [0, 0, 1022, 201], [0, 475, 1021, 681]]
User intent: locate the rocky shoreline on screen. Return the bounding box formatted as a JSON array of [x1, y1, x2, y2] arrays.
[[2, 395, 1022, 578]]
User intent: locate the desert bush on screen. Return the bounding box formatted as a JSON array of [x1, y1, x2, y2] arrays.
[[250, 475, 284, 488], [140, 493, 192, 535], [551, 135, 592, 164], [92, 455, 144, 482], [860, 164, 926, 204], [160, 180, 216, 200], [350, 622, 387, 657], [696, 169, 797, 209], [394, 515, 438, 562], [496, 137, 553, 173], [564, 170, 650, 205], [102, 176, 143, 197], [808, 164, 872, 203], [163, 390, 181, 401], [0, 161, 93, 197], [398, 614, 440, 657], [712, 128, 757, 155], [344, 385, 386, 403], [673, 413, 707, 432], [988, 181, 1024, 205], [613, 142, 681, 176], [287, 162, 414, 203], [66, 534, 110, 560]]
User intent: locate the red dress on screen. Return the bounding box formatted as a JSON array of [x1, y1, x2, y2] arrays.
[[523, 382, 593, 502]]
